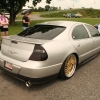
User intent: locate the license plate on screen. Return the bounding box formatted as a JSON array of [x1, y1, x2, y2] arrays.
[[5, 61, 12, 70]]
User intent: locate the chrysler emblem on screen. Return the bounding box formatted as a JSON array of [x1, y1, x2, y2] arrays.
[[8, 50, 17, 54]]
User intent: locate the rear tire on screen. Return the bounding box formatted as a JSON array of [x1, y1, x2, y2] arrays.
[[59, 54, 77, 79]]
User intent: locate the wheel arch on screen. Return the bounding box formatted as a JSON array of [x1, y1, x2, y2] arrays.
[[59, 52, 79, 73], [73, 53, 79, 67], [59, 53, 78, 79]]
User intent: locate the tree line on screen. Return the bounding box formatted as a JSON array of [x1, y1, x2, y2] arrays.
[[29, 5, 58, 12]]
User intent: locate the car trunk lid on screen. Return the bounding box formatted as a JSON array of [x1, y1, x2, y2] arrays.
[[1, 36, 50, 62]]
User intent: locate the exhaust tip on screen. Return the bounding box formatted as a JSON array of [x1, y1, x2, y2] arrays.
[[25, 81, 32, 87]]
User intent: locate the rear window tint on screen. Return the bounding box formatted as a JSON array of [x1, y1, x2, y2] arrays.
[[18, 25, 66, 40]]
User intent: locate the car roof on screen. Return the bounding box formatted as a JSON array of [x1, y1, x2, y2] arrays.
[[37, 21, 85, 28]]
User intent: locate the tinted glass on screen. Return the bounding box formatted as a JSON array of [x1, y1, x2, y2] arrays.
[[85, 24, 100, 37], [18, 25, 66, 40], [72, 25, 89, 39]]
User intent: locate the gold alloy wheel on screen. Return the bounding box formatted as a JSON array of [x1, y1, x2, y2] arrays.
[[64, 54, 77, 77]]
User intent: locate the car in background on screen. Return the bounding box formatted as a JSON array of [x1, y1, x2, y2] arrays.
[[0, 21, 100, 87], [94, 24, 100, 29], [94, 23, 100, 32], [21, 9, 32, 15], [75, 13, 83, 18], [5, 13, 10, 19], [64, 13, 76, 18]]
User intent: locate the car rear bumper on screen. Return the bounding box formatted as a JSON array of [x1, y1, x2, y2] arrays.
[[0, 52, 61, 83], [0, 66, 58, 84]]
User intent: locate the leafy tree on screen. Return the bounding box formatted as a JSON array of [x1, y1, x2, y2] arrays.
[[38, 7, 45, 12], [33, 0, 51, 7], [52, 7, 58, 11], [0, 0, 52, 25], [45, 5, 50, 11]]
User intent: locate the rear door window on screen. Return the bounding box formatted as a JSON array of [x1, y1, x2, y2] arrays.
[[72, 25, 89, 39]]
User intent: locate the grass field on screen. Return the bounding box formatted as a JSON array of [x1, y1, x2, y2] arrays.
[[8, 18, 100, 35]]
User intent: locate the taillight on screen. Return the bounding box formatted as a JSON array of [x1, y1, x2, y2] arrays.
[[29, 44, 48, 61]]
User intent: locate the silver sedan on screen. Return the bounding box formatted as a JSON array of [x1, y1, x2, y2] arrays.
[[0, 21, 100, 87]]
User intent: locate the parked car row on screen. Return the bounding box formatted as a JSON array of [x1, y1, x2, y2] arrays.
[[63, 13, 76, 18], [63, 13, 83, 18]]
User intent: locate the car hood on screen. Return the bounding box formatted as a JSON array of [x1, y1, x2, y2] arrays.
[[1, 35, 51, 62]]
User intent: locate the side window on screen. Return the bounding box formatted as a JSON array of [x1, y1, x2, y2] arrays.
[[72, 25, 89, 40], [85, 24, 100, 37]]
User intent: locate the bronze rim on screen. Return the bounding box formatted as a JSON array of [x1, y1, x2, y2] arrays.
[[64, 54, 76, 77]]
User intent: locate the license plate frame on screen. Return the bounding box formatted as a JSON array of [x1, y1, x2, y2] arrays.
[[5, 61, 12, 70]]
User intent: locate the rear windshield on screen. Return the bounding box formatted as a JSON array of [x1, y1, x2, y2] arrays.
[[18, 25, 66, 40]]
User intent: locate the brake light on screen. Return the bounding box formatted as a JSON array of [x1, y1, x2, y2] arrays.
[[29, 44, 48, 61]]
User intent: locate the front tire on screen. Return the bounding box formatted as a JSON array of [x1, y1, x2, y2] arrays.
[[59, 54, 77, 79]]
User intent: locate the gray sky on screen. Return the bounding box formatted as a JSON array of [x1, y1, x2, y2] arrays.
[[23, 0, 99, 9]]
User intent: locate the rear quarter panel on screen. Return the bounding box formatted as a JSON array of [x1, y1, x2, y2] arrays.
[[42, 38, 78, 71]]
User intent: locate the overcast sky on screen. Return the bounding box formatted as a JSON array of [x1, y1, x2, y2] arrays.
[[24, 0, 100, 9]]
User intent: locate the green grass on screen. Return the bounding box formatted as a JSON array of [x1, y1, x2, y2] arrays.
[[40, 8, 100, 18], [8, 18, 100, 35]]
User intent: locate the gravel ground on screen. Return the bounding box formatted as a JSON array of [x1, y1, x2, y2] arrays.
[[0, 54, 100, 100]]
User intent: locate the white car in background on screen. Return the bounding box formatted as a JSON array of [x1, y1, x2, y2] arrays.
[[4, 13, 10, 19], [75, 13, 83, 18]]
